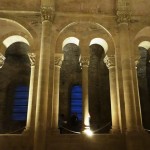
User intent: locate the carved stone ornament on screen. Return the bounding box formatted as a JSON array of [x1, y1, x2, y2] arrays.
[[41, 6, 55, 22], [116, 0, 131, 23], [55, 54, 63, 67], [104, 55, 115, 69], [79, 56, 90, 67], [28, 53, 36, 66], [0, 53, 5, 68], [117, 10, 131, 23]]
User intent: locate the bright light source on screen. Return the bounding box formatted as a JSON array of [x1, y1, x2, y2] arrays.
[[89, 38, 108, 53], [139, 41, 150, 50], [62, 37, 79, 49], [83, 128, 93, 136], [3, 35, 30, 48]]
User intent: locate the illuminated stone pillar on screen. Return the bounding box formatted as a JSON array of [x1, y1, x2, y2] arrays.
[[132, 59, 143, 131], [80, 56, 90, 130], [0, 53, 5, 68], [104, 55, 120, 133], [34, 7, 54, 150], [24, 53, 36, 133], [51, 54, 63, 132], [117, 12, 137, 132]]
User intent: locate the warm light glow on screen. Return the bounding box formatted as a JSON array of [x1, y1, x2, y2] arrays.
[[83, 128, 93, 136], [139, 41, 150, 50], [3, 35, 30, 48], [89, 38, 108, 53], [62, 37, 79, 49]]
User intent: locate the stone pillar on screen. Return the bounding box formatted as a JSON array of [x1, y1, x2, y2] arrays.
[[24, 53, 36, 133], [34, 7, 54, 150], [117, 3, 138, 132], [51, 54, 63, 132], [80, 56, 90, 130], [0, 53, 5, 68], [104, 55, 120, 133], [133, 59, 143, 131]]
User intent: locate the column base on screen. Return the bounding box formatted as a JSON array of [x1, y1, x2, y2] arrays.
[[110, 128, 121, 134], [50, 129, 60, 134]]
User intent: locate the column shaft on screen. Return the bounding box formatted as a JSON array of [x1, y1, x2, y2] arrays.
[[104, 56, 120, 133], [119, 23, 137, 131], [80, 56, 90, 129], [51, 54, 63, 131], [34, 20, 51, 150], [25, 53, 36, 132]]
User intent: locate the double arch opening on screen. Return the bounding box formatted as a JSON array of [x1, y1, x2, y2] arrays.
[[59, 36, 111, 134]]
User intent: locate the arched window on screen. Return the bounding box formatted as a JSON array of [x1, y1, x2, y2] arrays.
[[70, 85, 82, 120], [12, 86, 29, 121]]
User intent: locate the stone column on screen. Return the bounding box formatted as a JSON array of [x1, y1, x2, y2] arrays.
[[104, 55, 120, 133], [51, 54, 63, 132], [117, 2, 138, 132], [24, 53, 36, 133], [132, 59, 143, 131], [34, 7, 54, 150], [80, 56, 90, 130], [0, 53, 5, 68]]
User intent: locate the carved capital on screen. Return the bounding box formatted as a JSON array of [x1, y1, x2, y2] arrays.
[[104, 55, 115, 69], [116, 1, 131, 23], [0, 53, 5, 68], [135, 56, 140, 69], [117, 10, 131, 24], [55, 54, 63, 67], [41, 6, 55, 22], [28, 53, 36, 66], [79, 56, 90, 67]]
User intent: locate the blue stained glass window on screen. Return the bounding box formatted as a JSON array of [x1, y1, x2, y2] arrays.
[[71, 85, 82, 120], [12, 86, 29, 121]]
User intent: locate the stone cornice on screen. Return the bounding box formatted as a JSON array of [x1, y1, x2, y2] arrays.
[[41, 6, 55, 22]]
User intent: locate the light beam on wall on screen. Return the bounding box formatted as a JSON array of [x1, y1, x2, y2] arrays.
[[3, 35, 30, 48], [139, 41, 150, 50], [89, 38, 108, 53], [62, 37, 79, 49]]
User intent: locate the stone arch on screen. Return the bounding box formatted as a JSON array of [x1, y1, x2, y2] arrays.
[[55, 22, 115, 56], [62, 37, 80, 50], [0, 18, 36, 54], [89, 38, 108, 53], [134, 26, 150, 58]]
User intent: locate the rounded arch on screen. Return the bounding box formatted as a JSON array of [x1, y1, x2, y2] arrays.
[[62, 37, 80, 50], [3, 35, 30, 48], [0, 17, 37, 54], [133, 26, 150, 58], [55, 22, 115, 55], [89, 38, 108, 53], [138, 41, 150, 50]]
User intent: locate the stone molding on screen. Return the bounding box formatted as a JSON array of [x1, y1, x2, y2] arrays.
[[28, 53, 36, 66], [79, 56, 90, 67], [54, 54, 63, 67], [0, 53, 5, 68], [104, 55, 115, 69], [41, 6, 55, 22]]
